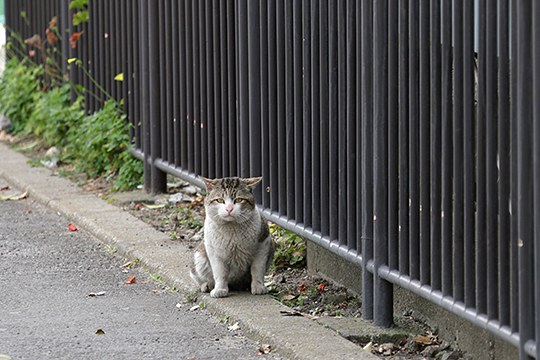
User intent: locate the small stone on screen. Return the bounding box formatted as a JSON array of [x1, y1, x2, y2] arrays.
[[169, 192, 193, 205], [181, 185, 199, 195], [0, 114, 12, 131], [421, 345, 441, 357], [439, 350, 462, 360]]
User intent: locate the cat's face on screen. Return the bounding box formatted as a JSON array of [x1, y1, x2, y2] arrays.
[[202, 177, 261, 224]]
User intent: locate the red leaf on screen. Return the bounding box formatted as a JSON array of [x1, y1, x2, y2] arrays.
[[124, 276, 137, 285], [317, 283, 326, 293], [70, 31, 83, 49], [46, 28, 58, 45], [68, 223, 79, 232]]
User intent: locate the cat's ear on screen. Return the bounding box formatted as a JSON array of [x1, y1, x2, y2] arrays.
[[243, 177, 263, 189], [200, 177, 218, 192]]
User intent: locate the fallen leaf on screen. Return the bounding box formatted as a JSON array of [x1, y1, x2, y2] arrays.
[[228, 322, 240, 331], [124, 276, 136, 284], [0, 191, 28, 201], [279, 310, 318, 320], [142, 203, 166, 209], [151, 289, 159, 293], [88, 291, 106, 297], [412, 335, 433, 345], [298, 283, 307, 292], [134, 203, 142, 210], [95, 329, 105, 335], [317, 283, 326, 293], [363, 341, 373, 352], [68, 223, 79, 232], [257, 344, 272, 355], [281, 294, 297, 302], [114, 72, 124, 81]]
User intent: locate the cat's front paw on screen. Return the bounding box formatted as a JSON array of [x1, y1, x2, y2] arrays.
[[210, 288, 229, 298], [251, 283, 269, 295]]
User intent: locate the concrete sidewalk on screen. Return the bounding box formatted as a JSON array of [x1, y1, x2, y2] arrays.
[[0, 141, 378, 360]]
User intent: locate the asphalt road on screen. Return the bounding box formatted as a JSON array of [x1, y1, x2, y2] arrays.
[[0, 195, 280, 360]]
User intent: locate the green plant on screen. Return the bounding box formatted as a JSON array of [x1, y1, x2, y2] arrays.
[[270, 223, 307, 269], [64, 100, 143, 191], [25, 84, 85, 146], [0, 58, 42, 133]]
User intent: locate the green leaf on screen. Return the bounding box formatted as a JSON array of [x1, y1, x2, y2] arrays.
[[73, 10, 89, 26], [69, 0, 88, 10], [114, 73, 124, 82]]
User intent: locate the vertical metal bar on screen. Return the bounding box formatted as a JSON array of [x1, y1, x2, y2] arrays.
[[219, 0, 229, 176], [199, 0, 208, 176], [485, 0, 499, 320], [533, 2, 540, 357], [185, 0, 194, 173], [158, 0, 167, 161], [373, 0, 392, 328], [284, 0, 295, 218], [328, 0, 339, 240], [165, 0, 174, 164], [497, 0, 511, 328], [398, 0, 410, 276], [192, 0, 201, 175], [205, 0, 214, 178], [387, 0, 398, 268], [139, 0, 151, 190], [172, 0, 180, 166], [268, 0, 278, 208], [148, 0, 166, 193], [336, 0, 347, 245], [510, 0, 519, 333], [319, 0, 329, 235], [293, 0, 303, 223], [226, 0, 237, 176], [276, 0, 287, 213], [180, 0, 189, 170], [303, 0, 313, 228], [248, 0, 262, 195], [531, 1, 540, 359], [517, 1, 534, 358], [463, 0, 476, 310], [419, 0, 430, 285], [311, 0, 321, 232], [212, 0, 222, 177], [361, 0, 374, 321], [409, 0, 420, 281], [346, 0, 357, 251], [441, 0, 454, 295], [452, 0, 464, 303], [260, 0, 269, 205], [355, 2, 362, 254], [429, 0, 441, 291]]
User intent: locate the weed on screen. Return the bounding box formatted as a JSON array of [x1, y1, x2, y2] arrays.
[[148, 273, 164, 284], [270, 223, 307, 269], [198, 301, 207, 310], [102, 245, 118, 255], [219, 315, 230, 324], [184, 290, 201, 304]]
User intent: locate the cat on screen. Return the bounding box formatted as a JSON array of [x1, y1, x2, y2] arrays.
[[190, 176, 275, 298]]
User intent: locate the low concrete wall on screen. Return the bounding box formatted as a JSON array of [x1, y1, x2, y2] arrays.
[[307, 241, 518, 360]]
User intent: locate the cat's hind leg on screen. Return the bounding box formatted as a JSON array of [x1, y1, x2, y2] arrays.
[[250, 237, 273, 295]]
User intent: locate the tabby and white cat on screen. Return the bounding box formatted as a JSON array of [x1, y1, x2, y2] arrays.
[[190, 177, 275, 298]]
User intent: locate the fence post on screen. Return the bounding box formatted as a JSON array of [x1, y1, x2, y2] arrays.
[[143, 0, 166, 194], [373, 0, 393, 328]]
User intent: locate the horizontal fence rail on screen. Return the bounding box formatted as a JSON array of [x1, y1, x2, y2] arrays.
[[4, 0, 539, 358]]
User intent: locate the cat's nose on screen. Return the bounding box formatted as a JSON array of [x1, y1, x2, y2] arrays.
[[225, 204, 234, 214]]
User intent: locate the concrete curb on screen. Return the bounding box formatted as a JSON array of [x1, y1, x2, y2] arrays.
[[0, 142, 379, 360]]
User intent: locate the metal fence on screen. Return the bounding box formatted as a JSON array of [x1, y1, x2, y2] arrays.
[[4, 1, 540, 358]]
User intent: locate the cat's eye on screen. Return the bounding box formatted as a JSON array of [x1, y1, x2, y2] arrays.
[[234, 198, 245, 204], [213, 198, 225, 204]]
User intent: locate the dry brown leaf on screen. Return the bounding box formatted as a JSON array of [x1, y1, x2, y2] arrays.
[[412, 335, 433, 345], [124, 276, 136, 284]]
